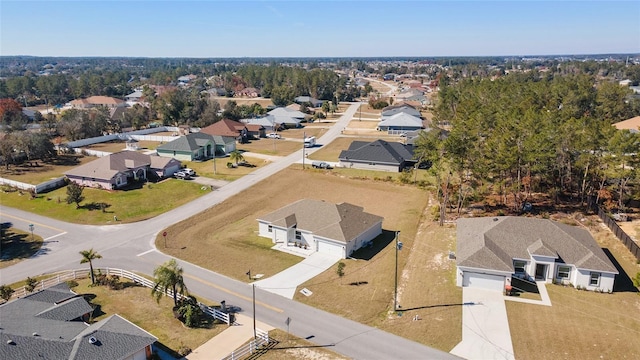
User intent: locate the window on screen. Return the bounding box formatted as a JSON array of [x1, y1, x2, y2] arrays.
[[513, 260, 527, 274], [556, 266, 571, 279], [589, 272, 600, 286], [295, 231, 302, 240], [267, 225, 272, 233]]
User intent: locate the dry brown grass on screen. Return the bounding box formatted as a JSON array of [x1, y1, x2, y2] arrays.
[[256, 329, 349, 360], [211, 97, 274, 108], [0, 228, 43, 270], [506, 215, 640, 360], [281, 127, 328, 139], [73, 279, 226, 355], [307, 136, 408, 163], [159, 167, 428, 283], [183, 155, 268, 181], [345, 120, 379, 130], [237, 139, 303, 156]]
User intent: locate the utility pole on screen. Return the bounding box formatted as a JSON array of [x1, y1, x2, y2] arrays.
[[252, 284, 257, 339], [394, 231, 402, 312], [302, 131, 306, 169]]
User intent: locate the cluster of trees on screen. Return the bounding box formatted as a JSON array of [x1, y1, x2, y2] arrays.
[[416, 73, 639, 218]]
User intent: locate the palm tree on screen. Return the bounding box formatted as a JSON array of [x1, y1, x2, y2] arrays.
[[151, 259, 188, 307], [229, 150, 245, 166], [79, 249, 102, 285]]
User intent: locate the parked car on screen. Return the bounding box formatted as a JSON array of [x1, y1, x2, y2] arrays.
[[312, 161, 333, 169], [266, 133, 281, 139], [174, 171, 191, 180], [182, 168, 196, 176]]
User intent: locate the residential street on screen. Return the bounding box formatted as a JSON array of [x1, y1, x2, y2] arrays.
[[0, 103, 458, 359]]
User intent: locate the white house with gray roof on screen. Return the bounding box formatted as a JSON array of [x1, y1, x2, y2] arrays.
[[456, 217, 618, 292], [257, 199, 383, 258], [0, 283, 156, 360], [339, 139, 416, 172]]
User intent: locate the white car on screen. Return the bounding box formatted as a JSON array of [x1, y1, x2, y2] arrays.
[[266, 133, 281, 139], [182, 168, 196, 176]]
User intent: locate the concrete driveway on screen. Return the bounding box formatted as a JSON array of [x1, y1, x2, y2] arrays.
[[450, 288, 515, 360], [252, 252, 341, 299]]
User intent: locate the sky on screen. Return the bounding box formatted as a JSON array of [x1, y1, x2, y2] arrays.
[[1, 0, 639, 58]]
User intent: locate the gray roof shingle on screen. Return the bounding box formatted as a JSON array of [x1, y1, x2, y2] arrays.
[[257, 199, 383, 243], [339, 140, 415, 166], [456, 217, 618, 274]]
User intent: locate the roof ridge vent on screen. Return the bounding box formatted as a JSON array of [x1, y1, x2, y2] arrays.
[[7, 339, 15, 345], [32, 332, 39, 336], [89, 336, 98, 344]]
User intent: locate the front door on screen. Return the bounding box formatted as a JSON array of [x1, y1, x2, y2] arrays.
[[535, 264, 547, 280]]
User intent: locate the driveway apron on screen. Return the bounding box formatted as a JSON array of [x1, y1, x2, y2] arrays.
[[450, 287, 515, 360]]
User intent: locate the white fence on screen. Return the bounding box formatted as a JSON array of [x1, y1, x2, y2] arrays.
[[130, 135, 179, 142], [0, 176, 66, 194], [71, 148, 112, 157], [66, 134, 120, 148], [8, 267, 230, 325], [220, 328, 271, 360]]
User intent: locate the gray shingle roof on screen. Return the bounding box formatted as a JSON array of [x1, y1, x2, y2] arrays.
[[268, 107, 306, 119], [0, 284, 156, 360], [257, 199, 383, 243], [381, 104, 421, 117], [456, 217, 618, 273], [379, 112, 423, 127], [338, 140, 415, 165]]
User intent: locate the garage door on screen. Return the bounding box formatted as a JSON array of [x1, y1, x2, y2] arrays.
[[463, 272, 505, 291], [317, 240, 344, 258]]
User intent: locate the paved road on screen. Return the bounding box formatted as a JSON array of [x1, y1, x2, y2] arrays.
[[0, 103, 458, 360]]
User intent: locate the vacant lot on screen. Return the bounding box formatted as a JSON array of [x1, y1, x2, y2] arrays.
[[0, 154, 95, 184], [506, 215, 640, 359], [281, 126, 327, 139], [248, 329, 348, 360], [237, 139, 302, 156], [73, 278, 226, 357], [210, 97, 274, 109], [0, 227, 43, 269], [83, 140, 163, 152], [159, 167, 429, 283], [1, 179, 206, 224]]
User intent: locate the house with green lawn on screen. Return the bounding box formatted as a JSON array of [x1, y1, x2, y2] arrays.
[[156, 132, 235, 161]]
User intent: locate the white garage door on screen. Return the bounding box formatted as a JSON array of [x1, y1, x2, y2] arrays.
[[463, 272, 505, 291], [317, 240, 344, 258]]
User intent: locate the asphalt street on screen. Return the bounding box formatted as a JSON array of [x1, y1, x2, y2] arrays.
[[0, 103, 459, 359]]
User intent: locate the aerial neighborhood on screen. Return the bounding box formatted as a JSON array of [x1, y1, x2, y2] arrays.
[[1, 52, 639, 360]]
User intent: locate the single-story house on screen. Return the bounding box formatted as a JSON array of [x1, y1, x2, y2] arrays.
[[257, 199, 383, 259], [338, 139, 416, 172], [381, 103, 422, 118], [0, 283, 157, 360], [378, 112, 424, 131], [65, 151, 182, 189], [67, 96, 126, 109], [157, 132, 235, 161], [294, 96, 324, 108], [267, 107, 306, 127], [125, 89, 143, 103], [456, 217, 618, 292], [243, 115, 283, 132], [235, 87, 260, 98], [200, 119, 265, 142], [613, 116, 640, 133]]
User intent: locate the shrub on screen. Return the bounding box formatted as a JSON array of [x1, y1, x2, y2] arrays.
[[25, 277, 38, 293], [0, 285, 15, 301], [66, 280, 79, 288]]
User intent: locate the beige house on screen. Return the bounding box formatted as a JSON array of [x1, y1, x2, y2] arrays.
[[257, 199, 383, 258], [67, 96, 126, 109]]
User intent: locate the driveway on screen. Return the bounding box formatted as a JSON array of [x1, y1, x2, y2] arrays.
[[252, 252, 341, 298], [450, 288, 515, 360]]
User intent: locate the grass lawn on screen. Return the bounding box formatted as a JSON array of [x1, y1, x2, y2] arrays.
[[506, 216, 640, 359], [212, 97, 274, 108], [72, 278, 226, 356], [0, 154, 95, 184], [158, 167, 429, 283], [281, 126, 327, 139], [237, 139, 302, 156], [182, 155, 268, 181], [0, 228, 43, 269], [1, 179, 207, 224], [82, 140, 163, 152], [248, 329, 348, 360]]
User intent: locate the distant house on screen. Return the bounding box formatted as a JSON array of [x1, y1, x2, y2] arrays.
[[0, 283, 157, 360], [267, 107, 306, 128], [378, 112, 424, 131], [178, 74, 197, 86], [124, 89, 143, 103], [156, 132, 235, 161], [294, 96, 324, 108], [65, 151, 182, 189], [67, 96, 126, 109], [257, 199, 383, 259], [456, 217, 618, 292], [200, 119, 265, 142], [381, 103, 421, 118], [235, 87, 260, 98], [613, 116, 640, 133], [338, 139, 416, 172]]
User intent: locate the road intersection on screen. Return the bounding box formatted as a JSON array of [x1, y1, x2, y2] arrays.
[[1, 103, 458, 359]]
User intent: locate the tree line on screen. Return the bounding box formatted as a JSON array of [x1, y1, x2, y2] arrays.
[[415, 72, 639, 220]]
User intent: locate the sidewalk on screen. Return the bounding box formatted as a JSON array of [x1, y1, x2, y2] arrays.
[[186, 313, 274, 360], [504, 281, 552, 306]]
